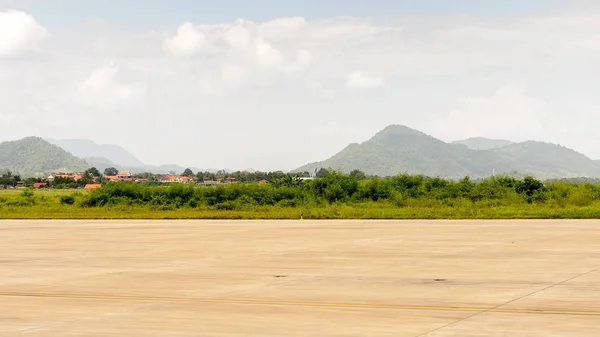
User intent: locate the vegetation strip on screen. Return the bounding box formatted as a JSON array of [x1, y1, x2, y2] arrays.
[[1, 291, 598, 316], [3, 172, 600, 219]]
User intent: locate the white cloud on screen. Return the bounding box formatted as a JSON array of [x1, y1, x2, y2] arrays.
[[0, 9, 48, 57], [431, 83, 547, 142], [78, 61, 146, 110], [220, 64, 248, 88], [260, 16, 307, 31], [3, 7, 600, 169], [254, 37, 284, 68], [163, 22, 208, 57], [345, 71, 384, 88], [223, 22, 252, 50], [296, 49, 312, 67]]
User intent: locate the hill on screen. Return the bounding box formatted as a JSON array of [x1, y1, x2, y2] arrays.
[[83, 156, 224, 175], [452, 137, 514, 150], [0, 137, 90, 176], [295, 125, 600, 179], [489, 141, 600, 178], [45, 139, 234, 174], [46, 138, 144, 167]]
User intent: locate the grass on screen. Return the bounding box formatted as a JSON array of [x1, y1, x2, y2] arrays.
[[2, 181, 600, 220], [2, 199, 600, 220], [0, 189, 87, 197]]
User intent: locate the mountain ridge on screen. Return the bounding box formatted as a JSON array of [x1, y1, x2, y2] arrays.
[[451, 137, 515, 150], [295, 125, 600, 179], [0, 137, 90, 176], [46, 138, 145, 167]]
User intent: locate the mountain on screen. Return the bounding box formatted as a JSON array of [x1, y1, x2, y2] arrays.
[[295, 125, 600, 179], [452, 137, 514, 150], [0, 137, 90, 176], [44, 139, 237, 174], [82, 156, 227, 175], [46, 138, 144, 167], [490, 141, 600, 178], [84, 156, 116, 172]]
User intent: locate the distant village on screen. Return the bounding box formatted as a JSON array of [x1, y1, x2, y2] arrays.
[[0, 169, 243, 190], [0, 167, 313, 190]]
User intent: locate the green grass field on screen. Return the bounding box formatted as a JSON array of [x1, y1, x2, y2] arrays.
[[0, 189, 87, 197], [3, 175, 600, 220], [2, 188, 600, 219]]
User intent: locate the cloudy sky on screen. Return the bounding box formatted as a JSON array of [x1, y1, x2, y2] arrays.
[[1, 0, 599, 171]]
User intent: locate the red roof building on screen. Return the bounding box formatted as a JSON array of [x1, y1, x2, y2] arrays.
[[159, 175, 192, 184]]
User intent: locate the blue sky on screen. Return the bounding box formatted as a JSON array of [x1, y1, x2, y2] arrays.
[[5, 0, 570, 28], [1, 0, 600, 170]]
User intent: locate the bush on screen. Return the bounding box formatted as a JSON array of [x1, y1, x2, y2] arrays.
[[65, 173, 600, 211], [516, 176, 544, 197], [358, 179, 392, 201], [566, 190, 594, 207], [60, 195, 76, 205]]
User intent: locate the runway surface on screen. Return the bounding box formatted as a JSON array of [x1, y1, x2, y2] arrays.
[[2, 219, 600, 336]]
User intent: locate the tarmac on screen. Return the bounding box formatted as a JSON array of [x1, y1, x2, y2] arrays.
[[1, 219, 600, 336]]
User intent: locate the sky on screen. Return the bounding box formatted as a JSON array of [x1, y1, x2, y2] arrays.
[[1, 0, 600, 171]]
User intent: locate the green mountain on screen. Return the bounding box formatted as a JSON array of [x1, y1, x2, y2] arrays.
[[295, 125, 600, 179], [452, 137, 514, 150], [46, 138, 144, 167], [45, 139, 225, 174], [84, 156, 116, 172], [490, 141, 600, 178], [0, 137, 90, 177], [84, 156, 218, 175]]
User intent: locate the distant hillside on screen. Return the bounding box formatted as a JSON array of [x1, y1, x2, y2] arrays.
[[490, 141, 600, 178], [452, 137, 514, 150], [46, 138, 144, 167], [84, 156, 116, 172], [83, 156, 226, 175], [295, 125, 600, 179], [0, 137, 90, 176]]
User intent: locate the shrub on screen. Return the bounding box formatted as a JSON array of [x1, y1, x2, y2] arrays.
[[516, 176, 544, 197], [567, 190, 594, 207], [60, 195, 76, 205]]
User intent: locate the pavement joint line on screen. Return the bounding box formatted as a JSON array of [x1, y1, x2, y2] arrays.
[[1, 291, 600, 316]]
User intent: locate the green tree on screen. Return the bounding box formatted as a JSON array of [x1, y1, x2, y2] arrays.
[[182, 168, 194, 177], [85, 167, 102, 178], [316, 168, 331, 178], [81, 171, 94, 184], [349, 169, 367, 180], [104, 167, 118, 176], [516, 176, 544, 196]]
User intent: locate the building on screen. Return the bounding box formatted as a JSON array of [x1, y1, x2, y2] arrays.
[[117, 171, 132, 180], [33, 183, 48, 189], [84, 184, 102, 190], [159, 175, 192, 184]]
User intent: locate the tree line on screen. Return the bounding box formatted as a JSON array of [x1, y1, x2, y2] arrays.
[[64, 172, 600, 210]]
